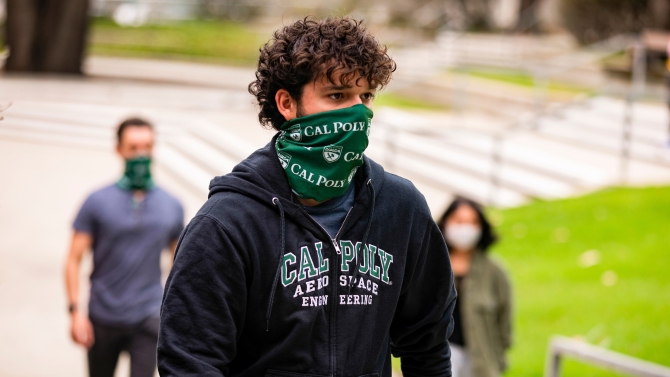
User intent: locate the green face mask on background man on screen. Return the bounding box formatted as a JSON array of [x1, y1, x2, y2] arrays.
[[117, 156, 154, 191], [275, 104, 373, 202]]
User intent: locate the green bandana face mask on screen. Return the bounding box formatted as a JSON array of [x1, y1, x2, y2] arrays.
[[275, 104, 373, 202], [117, 156, 154, 191]]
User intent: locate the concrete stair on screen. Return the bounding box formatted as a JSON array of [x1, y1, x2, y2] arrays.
[[369, 97, 670, 207], [0, 100, 257, 199], [4, 92, 669, 210]]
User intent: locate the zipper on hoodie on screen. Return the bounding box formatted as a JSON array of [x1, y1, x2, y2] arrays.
[[304, 217, 340, 254], [298, 211, 340, 375], [302, 205, 353, 253], [332, 207, 353, 254], [330, 205, 355, 377], [302, 204, 356, 377]]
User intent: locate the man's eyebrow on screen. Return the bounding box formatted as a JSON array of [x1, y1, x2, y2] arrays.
[[322, 84, 376, 91], [322, 84, 351, 90]]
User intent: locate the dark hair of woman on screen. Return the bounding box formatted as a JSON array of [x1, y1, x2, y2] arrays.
[[437, 197, 498, 253]]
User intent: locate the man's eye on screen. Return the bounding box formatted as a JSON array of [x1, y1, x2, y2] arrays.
[[329, 93, 343, 100], [362, 93, 375, 100]]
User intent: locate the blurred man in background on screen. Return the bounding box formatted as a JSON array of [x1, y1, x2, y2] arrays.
[[64, 118, 184, 377]]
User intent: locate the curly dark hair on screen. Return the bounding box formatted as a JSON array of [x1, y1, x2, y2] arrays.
[[248, 17, 396, 131]]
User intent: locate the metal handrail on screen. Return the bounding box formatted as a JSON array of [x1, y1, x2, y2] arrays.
[[545, 336, 670, 377]]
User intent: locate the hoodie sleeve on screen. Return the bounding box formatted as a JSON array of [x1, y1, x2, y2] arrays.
[[158, 214, 248, 377], [390, 217, 456, 377]]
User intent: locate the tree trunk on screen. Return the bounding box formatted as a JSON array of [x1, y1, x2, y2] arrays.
[[650, 0, 670, 30], [516, 0, 540, 33], [4, 0, 89, 74]]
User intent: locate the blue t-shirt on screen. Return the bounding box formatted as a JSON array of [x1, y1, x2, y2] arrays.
[[302, 183, 355, 238], [73, 184, 184, 326]]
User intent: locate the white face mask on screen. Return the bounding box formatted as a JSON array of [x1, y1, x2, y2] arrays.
[[444, 224, 482, 251]]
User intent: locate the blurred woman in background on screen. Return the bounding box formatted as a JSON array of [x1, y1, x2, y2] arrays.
[[438, 197, 513, 377]]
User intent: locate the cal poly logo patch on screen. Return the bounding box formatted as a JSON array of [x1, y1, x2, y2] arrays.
[[277, 151, 292, 169], [289, 125, 302, 142], [323, 145, 343, 163]]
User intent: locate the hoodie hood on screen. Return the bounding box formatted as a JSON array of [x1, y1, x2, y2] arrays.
[[208, 134, 385, 221]]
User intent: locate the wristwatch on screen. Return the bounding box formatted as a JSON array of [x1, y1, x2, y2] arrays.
[[68, 303, 77, 314]]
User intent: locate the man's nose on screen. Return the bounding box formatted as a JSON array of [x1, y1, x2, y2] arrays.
[[347, 96, 363, 107]]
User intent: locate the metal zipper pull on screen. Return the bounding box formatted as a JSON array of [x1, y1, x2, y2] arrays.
[[332, 239, 341, 254]]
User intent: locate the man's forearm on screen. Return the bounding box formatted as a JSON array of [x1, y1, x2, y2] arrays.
[[65, 259, 80, 310], [65, 232, 91, 312]]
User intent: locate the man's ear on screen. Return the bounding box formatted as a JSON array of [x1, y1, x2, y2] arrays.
[[275, 89, 298, 122]]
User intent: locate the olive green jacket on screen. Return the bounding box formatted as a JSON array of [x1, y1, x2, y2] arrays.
[[459, 251, 513, 377]]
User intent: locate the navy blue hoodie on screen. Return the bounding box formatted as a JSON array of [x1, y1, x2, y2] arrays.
[[158, 136, 456, 377]]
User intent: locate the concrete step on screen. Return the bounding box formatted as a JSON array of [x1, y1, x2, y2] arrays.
[[0, 116, 112, 141], [0, 74, 253, 112], [587, 97, 669, 128], [0, 105, 218, 198], [0, 126, 110, 150], [371, 128, 574, 199], [415, 128, 606, 187], [164, 131, 238, 177], [371, 102, 670, 206], [535, 118, 670, 167], [366, 141, 527, 207], [154, 144, 211, 197], [556, 103, 667, 141], [7, 103, 119, 129], [85, 56, 256, 91], [505, 132, 670, 185], [3, 101, 185, 142], [444, 131, 611, 187], [185, 118, 258, 162], [375, 108, 605, 188], [498, 133, 613, 186]]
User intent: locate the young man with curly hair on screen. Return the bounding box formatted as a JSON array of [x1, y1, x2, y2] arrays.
[[158, 17, 456, 377]]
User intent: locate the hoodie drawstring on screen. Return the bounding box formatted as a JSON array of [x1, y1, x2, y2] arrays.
[[267, 197, 286, 331], [348, 179, 376, 293]]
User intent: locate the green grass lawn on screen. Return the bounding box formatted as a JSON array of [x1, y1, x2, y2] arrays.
[[489, 186, 670, 376], [375, 92, 448, 111], [88, 17, 264, 66], [454, 68, 596, 96], [392, 186, 670, 375]]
